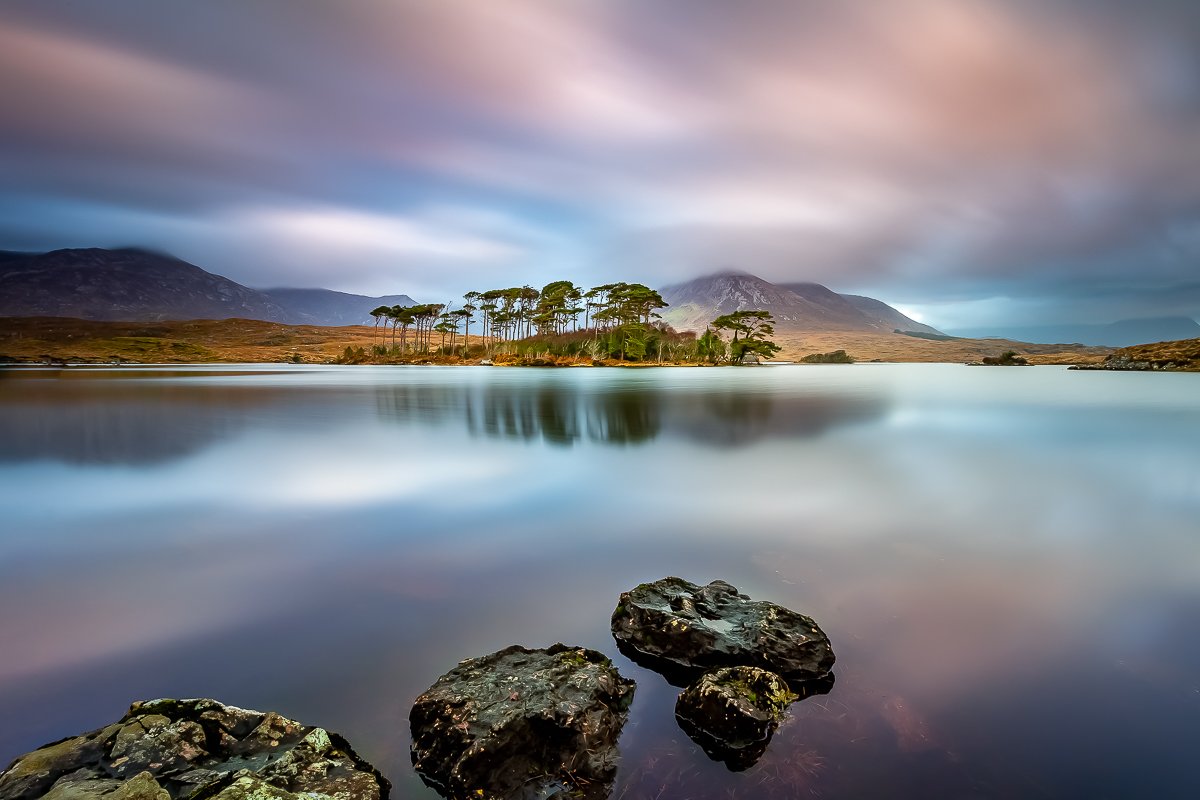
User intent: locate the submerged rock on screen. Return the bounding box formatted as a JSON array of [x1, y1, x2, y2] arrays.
[[0, 699, 389, 800], [674, 667, 795, 771], [611, 578, 835, 685], [409, 644, 635, 800]]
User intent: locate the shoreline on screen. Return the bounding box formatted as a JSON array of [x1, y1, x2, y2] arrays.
[[0, 315, 1115, 367]]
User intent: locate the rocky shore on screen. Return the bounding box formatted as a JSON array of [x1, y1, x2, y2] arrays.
[[1070, 337, 1200, 371]]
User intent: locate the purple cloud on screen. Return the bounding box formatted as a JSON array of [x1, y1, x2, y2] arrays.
[[0, 0, 1197, 326]]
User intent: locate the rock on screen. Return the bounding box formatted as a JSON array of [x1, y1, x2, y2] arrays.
[[611, 577, 835, 685], [42, 771, 170, 800], [0, 699, 389, 800], [674, 667, 796, 771], [409, 644, 635, 800], [967, 350, 1029, 366]]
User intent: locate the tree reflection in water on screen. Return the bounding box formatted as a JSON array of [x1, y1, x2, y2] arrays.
[[375, 379, 887, 448]]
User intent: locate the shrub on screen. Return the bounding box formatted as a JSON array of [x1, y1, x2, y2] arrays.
[[801, 349, 855, 364]]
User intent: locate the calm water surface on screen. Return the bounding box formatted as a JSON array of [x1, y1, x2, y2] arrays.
[[1, 364, 1198, 798]]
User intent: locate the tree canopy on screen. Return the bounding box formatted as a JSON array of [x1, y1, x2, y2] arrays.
[[357, 279, 788, 366], [710, 310, 782, 362]]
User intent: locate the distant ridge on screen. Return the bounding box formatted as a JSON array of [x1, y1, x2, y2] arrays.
[[836, 293, 942, 336], [260, 288, 417, 327], [949, 316, 1200, 348], [661, 272, 940, 335], [0, 248, 415, 326]]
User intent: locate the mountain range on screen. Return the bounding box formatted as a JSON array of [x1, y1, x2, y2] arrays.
[[8, 248, 1184, 347], [948, 317, 1200, 348], [0, 248, 414, 326], [660, 271, 939, 335], [1, 249, 939, 336]]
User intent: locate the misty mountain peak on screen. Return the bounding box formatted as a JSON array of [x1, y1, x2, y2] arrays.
[[660, 273, 939, 335]]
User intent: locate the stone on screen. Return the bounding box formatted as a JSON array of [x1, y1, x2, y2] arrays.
[[409, 644, 635, 800], [0, 726, 121, 799], [611, 577, 835, 685], [43, 771, 170, 800], [967, 351, 1029, 366], [0, 700, 389, 800], [674, 667, 796, 771]]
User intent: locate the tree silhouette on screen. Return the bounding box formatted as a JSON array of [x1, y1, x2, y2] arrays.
[[370, 305, 390, 348]]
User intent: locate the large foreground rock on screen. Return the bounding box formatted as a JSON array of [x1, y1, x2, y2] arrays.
[[409, 644, 635, 800], [611, 578, 835, 684], [0, 699, 389, 800]]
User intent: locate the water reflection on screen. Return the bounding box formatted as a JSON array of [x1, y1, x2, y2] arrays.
[[0, 382, 253, 464], [0, 370, 889, 466], [1, 366, 1198, 799], [375, 379, 887, 448]]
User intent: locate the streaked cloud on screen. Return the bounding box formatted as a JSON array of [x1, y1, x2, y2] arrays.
[[0, 0, 1197, 326]]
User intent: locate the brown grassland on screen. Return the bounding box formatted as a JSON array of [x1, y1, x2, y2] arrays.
[[1095, 337, 1200, 370], [0, 316, 1112, 366]]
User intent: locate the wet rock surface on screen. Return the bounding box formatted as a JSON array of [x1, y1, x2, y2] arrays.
[[0, 699, 389, 800], [409, 644, 635, 800], [674, 667, 796, 771], [611, 578, 835, 684]]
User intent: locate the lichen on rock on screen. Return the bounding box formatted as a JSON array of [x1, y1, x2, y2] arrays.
[[409, 644, 635, 800], [674, 666, 797, 770], [0, 699, 389, 800]]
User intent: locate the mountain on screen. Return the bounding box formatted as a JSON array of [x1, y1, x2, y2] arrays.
[[836, 293, 942, 335], [949, 316, 1200, 347], [660, 272, 940, 334], [0, 248, 414, 326], [0, 248, 294, 322], [260, 288, 416, 326]]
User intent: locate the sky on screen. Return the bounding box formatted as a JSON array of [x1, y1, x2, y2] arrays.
[[0, 0, 1198, 329]]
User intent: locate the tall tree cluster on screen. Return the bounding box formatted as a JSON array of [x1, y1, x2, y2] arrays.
[[365, 281, 781, 364]]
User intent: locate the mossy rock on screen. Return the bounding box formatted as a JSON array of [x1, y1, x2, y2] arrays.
[[675, 666, 797, 770], [410, 644, 635, 800], [0, 699, 388, 800], [611, 577, 835, 685]]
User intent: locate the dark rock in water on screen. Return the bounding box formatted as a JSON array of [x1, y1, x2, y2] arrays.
[[409, 644, 635, 800], [611, 578, 835, 685], [967, 350, 1029, 366], [0, 699, 389, 800], [674, 667, 796, 771]]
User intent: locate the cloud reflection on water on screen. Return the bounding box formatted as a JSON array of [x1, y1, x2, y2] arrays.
[[0, 366, 1198, 798]]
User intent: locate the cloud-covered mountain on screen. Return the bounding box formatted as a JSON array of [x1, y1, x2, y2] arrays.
[[0, 248, 414, 326], [660, 272, 939, 334]]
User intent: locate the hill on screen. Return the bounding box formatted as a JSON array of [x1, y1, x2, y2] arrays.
[[260, 288, 416, 326], [1071, 337, 1200, 371], [0, 248, 415, 326], [948, 316, 1200, 347], [0, 248, 292, 322], [659, 272, 940, 334], [836, 293, 941, 335]]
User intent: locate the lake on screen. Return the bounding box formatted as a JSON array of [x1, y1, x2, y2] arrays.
[[1, 364, 1198, 798]]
